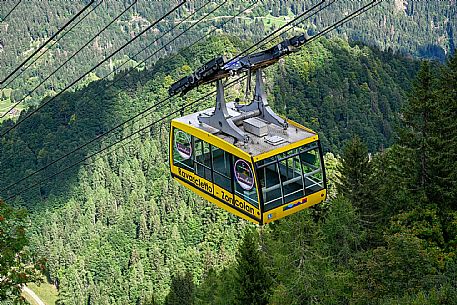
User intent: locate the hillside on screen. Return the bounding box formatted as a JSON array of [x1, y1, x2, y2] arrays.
[[0, 36, 418, 205], [0, 35, 433, 304], [1, 1, 456, 303], [0, 0, 454, 118]]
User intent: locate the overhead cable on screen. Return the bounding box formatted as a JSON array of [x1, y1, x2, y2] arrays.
[[1, 0, 104, 91], [0, 0, 22, 22], [0, 0, 186, 137], [102, 0, 213, 83], [2, 0, 380, 198], [1, 0, 136, 119], [0, 0, 96, 85], [5, 76, 244, 201], [0, 0, 234, 193]]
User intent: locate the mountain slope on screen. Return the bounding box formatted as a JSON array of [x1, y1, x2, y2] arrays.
[[0, 0, 453, 118], [0, 35, 423, 304]]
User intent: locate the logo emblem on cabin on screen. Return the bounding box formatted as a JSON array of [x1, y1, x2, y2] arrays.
[[175, 131, 192, 160], [234, 159, 255, 191]]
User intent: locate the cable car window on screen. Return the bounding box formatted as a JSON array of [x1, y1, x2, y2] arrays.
[[173, 128, 193, 171], [193, 138, 212, 181], [279, 149, 305, 204], [212, 146, 233, 192], [300, 144, 324, 195], [257, 158, 283, 211], [256, 141, 325, 212], [234, 158, 258, 208]]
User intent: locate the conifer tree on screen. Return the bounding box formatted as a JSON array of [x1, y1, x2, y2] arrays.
[[336, 136, 372, 210], [398, 61, 437, 200], [233, 230, 272, 305], [434, 54, 457, 208], [164, 272, 195, 305]]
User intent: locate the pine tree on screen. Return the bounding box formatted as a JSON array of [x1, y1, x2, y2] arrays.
[[398, 61, 438, 200], [336, 136, 372, 210], [164, 272, 195, 305], [433, 54, 457, 246], [434, 54, 457, 208], [233, 230, 272, 305]]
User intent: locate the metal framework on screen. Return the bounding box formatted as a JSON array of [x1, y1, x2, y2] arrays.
[[169, 33, 309, 142]]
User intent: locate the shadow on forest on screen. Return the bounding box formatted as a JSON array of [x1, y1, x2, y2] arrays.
[[0, 59, 178, 210]]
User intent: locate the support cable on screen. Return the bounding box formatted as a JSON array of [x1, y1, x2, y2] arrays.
[[0, 0, 307, 195], [1, 0, 136, 119], [307, 0, 382, 44], [113, 0, 230, 87], [0, 0, 96, 85], [0, 0, 186, 137], [250, 0, 381, 60], [250, 0, 337, 53], [226, 0, 326, 62], [101, 0, 213, 84], [1, 0, 104, 91], [6, 76, 244, 201], [2, 0, 380, 198], [0, 0, 233, 193], [0, 0, 21, 22]]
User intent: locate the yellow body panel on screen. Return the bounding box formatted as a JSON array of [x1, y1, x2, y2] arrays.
[[262, 189, 327, 224], [171, 165, 261, 224]]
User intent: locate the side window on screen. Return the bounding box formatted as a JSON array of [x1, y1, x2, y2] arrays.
[[257, 157, 283, 211], [212, 146, 233, 192], [234, 158, 258, 208], [193, 138, 212, 181], [256, 141, 325, 211], [299, 143, 324, 195], [279, 149, 305, 204], [173, 128, 193, 171]]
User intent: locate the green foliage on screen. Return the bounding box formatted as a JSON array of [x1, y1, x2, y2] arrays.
[[353, 231, 449, 303], [398, 61, 438, 199], [1, 13, 456, 304], [433, 54, 457, 210], [270, 38, 419, 153], [349, 54, 457, 304], [0, 200, 42, 303], [265, 199, 362, 305], [233, 230, 272, 305], [336, 136, 371, 206], [164, 272, 195, 305]]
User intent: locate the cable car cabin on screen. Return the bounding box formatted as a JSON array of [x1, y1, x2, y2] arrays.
[[169, 103, 327, 225]]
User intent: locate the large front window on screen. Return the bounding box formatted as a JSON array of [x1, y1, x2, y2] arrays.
[[256, 142, 324, 211]]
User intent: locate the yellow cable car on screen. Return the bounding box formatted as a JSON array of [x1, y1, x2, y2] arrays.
[[169, 34, 327, 224], [169, 69, 326, 225]]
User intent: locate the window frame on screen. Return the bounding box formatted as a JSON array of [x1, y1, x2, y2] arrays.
[[171, 127, 261, 208], [255, 140, 326, 212]]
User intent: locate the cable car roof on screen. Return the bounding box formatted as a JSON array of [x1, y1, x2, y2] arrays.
[[174, 101, 317, 158]]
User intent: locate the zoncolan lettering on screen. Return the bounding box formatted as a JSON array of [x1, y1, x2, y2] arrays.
[[176, 167, 256, 217], [220, 190, 255, 216]]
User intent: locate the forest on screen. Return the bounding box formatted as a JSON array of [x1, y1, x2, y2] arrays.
[[0, 0, 455, 114], [0, 1, 456, 304]]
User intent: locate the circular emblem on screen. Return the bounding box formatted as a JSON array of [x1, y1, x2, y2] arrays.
[[234, 159, 255, 191], [175, 131, 192, 160]]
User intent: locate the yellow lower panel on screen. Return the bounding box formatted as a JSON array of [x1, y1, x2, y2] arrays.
[[262, 189, 327, 224], [171, 165, 261, 224]]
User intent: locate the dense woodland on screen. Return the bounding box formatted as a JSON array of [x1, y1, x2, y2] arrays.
[[0, 1, 456, 304], [0, 0, 455, 112]]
